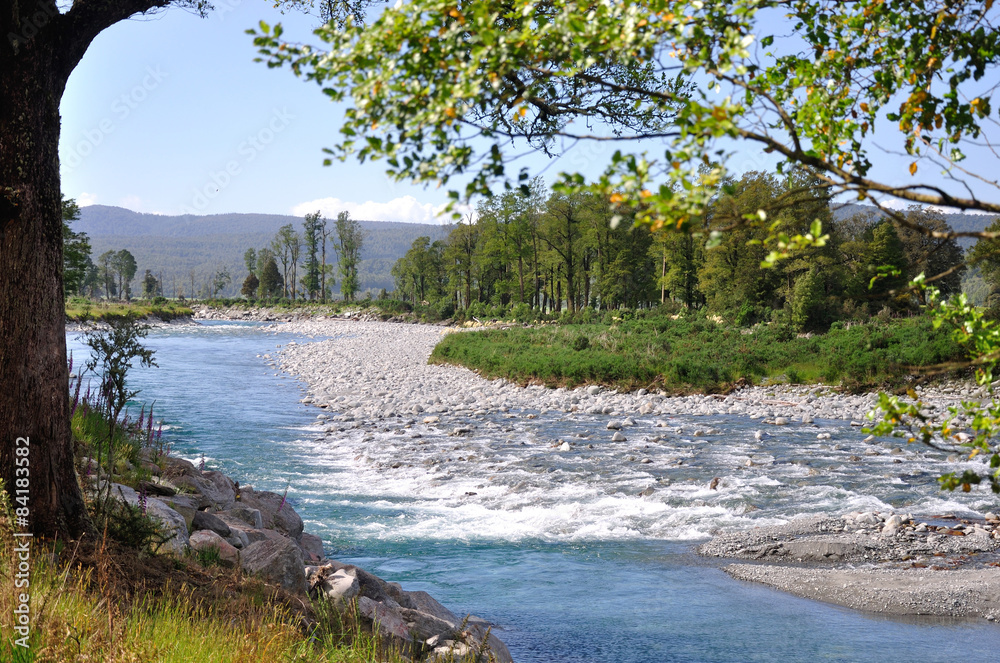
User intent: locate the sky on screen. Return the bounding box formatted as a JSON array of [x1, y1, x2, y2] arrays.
[[58, 2, 999, 223], [59, 2, 456, 221], [58, 0, 623, 223]]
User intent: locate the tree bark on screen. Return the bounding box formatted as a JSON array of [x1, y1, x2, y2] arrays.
[[1, 0, 171, 539], [1, 21, 88, 539]]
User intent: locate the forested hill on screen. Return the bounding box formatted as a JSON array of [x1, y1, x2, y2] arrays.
[[831, 203, 996, 249], [76, 205, 451, 297]]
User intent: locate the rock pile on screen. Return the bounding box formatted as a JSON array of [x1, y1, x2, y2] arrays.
[[87, 451, 511, 661]]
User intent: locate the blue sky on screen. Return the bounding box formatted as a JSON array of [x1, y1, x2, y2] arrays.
[[59, 2, 461, 221], [58, 1, 624, 222], [59, 2, 998, 223]]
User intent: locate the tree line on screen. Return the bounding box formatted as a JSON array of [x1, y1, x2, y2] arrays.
[[63, 197, 166, 301], [240, 210, 365, 302], [62, 201, 367, 303], [391, 173, 979, 330]]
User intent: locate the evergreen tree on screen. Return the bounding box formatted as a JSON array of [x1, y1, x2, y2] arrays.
[[62, 196, 93, 298], [259, 256, 284, 299], [241, 273, 260, 299], [141, 269, 161, 298]]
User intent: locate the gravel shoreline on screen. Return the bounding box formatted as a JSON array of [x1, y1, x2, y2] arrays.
[[234, 314, 1000, 623]]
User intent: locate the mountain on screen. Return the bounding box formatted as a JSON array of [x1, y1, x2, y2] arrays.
[[75, 206, 451, 298], [830, 202, 997, 249]]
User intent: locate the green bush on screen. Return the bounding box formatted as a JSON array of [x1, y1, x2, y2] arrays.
[[429, 312, 963, 393]]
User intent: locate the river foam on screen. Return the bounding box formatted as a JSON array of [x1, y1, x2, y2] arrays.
[[272, 319, 996, 544]]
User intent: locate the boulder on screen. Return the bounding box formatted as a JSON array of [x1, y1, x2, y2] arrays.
[[138, 478, 176, 497], [161, 455, 198, 475], [225, 527, 250, 550], [171, 472, 236, 511], [238, 488, 304, 540], [189, 530, 240, 567], [191, 510, 231, 538], [357, 596, 412, 644], [160, 495, 198, 531], [239, 537, 306, 595], [143, 498, 191, 557], [105, 484, 189, 556], [406, 590, 458, 624], [298, 532, 325, 562], [219, 505, 264, 529]]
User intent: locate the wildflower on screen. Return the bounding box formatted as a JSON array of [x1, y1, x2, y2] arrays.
[[70, 375, 82, 418], [278, 484, 290, 512], [139, 485, 147, 516]]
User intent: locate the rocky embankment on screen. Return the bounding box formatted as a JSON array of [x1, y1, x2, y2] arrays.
[[699, 512, 1000, 620], [86, 452, 511, 662]]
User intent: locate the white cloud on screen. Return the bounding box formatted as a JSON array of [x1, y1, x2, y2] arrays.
[[120, 195, 144, 211], [291, 195, 455, 224], [77, 192, 98, 207]]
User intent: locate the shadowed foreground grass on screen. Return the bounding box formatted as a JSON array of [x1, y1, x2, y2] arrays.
[[430, 315, 965, 394], [0, 487, 411, 663]]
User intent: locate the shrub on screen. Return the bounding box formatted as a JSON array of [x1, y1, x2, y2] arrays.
[[572, 335, 590, 351]]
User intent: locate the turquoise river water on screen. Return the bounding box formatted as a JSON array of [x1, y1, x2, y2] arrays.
[[67, 322, 1000, 662]]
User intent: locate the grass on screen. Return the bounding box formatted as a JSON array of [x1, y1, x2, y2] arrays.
[[0, 508, 397, 662], [429, 313, 967, 394], [65, 298, 193, 323], [16, 369, 424, 662]]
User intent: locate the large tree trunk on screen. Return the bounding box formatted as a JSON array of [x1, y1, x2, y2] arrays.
[[1, 0, 172, 539], [0, 32, 89, 539]]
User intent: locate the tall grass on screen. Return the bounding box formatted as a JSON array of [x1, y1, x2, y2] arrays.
[[430, 315, 965, 394], [65, 298, 193, 323], [0, 479, 409, 663]]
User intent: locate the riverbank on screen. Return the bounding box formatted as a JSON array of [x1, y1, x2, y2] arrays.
[[101, 451, 512, 661], [699, 513, 1000, 620], [262, 316, 999, 625], [269, 317, 985, 431]]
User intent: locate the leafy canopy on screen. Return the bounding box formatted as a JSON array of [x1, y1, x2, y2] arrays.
[[254, 1, 999, 242], [253, 0, 1000, 492]]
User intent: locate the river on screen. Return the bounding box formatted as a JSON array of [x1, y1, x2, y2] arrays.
[[67, 321, 1000, 662]]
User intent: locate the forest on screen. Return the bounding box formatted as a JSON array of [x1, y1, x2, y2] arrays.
[[389, 171, 994, 330]]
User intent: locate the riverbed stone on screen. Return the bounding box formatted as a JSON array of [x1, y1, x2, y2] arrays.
[[191, 510, 232, 538], [189, 529, 240, 567], [239, 537, 307, 595]]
